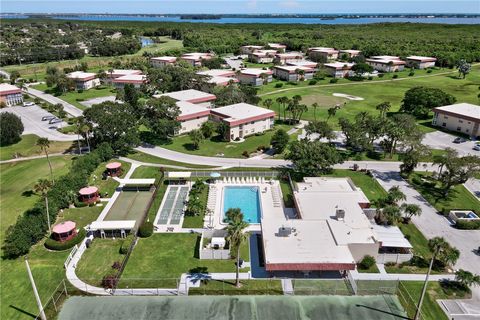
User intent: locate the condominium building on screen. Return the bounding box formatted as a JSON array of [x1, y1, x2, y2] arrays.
[[432, 103, 480, 137]]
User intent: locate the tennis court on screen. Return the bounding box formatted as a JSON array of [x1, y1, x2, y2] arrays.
[[59, 295, 407, 320], [104, 190, 153, 222]]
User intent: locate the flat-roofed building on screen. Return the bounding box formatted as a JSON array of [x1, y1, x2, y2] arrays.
[[196, 69, 238, 86], [366, 56, 406, 72], [176, 101, 211, 134], [405, 56, 437, 69], [240, 45, 264, 55], [150, 56, 177, 68], [112, 74, 147, 89], [248, 50, 278, 64], [0, 83, 23, 106], [210, 103, 275, 141], [286, 60, 318, 69], [432, 103, 480, 138], [155, 89, 217, 108], [324, 62, 355, 78], [274, 52, 304, 65], [273, 65, 314, 81], [236, 68, 273, 86], [267, 43, 287, 52], [308, 47, 339, 61], [67, 71, 100, 90], [339, 49, 362, 59], [180, 52, 214, 67], [105, 69, 142, 84]]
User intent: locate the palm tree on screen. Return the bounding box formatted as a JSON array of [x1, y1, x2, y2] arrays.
[[276, 96, 289, 121], [312, 102, 319, 121], [225, 208, 249, 287], [74, 117, 84, 154], [327, 107, 337, 122], [381, 205, 402, 225], [260, 73, 269, 85], [455, 269, 480, 289], [263, 98, 273, 110], [36, 137, 54, 183], [108, 68, 114, 85], [295, 69, 305, 81], [386, 186, 406, 205], [401, 203, 422, 223], [34, 179, 53, 233], [376, 102, 391, 118]]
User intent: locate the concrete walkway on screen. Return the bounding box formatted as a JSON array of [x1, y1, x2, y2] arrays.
[[464, 178, 480, 199], [25, 85, 83, 117], [0, 152, 65, 164]]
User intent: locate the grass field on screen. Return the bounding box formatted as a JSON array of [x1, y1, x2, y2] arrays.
[[326, 169, 388, 203], [293, 279, 352, 295], [259, 66, 480, 130], [189, 279, 283, 295], [182, 182, 208, 228], [126, 151, 216, 169], [56, 205, 103, 230], [0, 134, 74, 161], [104, 191, 153, 221]]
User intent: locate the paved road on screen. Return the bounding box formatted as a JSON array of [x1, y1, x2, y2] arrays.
[[0, 105, 78, 141], [25, 85, 83, 117], [465, 178, 480, 199], [423, 131, 478, 156], [80, 95, 117, 108], [224, 55, 246, 69]]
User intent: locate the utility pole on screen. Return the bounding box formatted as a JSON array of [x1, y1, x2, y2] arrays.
[[25, 258, 47, 320], [414, 247, 438, 320]]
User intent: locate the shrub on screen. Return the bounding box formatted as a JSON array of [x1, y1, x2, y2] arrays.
[[367, 76, 373, 80], [455, 219, 480, 230], [358, 255, 376, 269], [287, 81, 298, 86], [274, 83, 283, 88], [392, 74, 399, 79], [242, 151, 249, 158], [101, 274, 118, 289], [378, 73, 385, 78], [427, 69, 433, 73], [0, 112, 24, 146], [138, 221, 154, 238], [385, 262, 396, 267], [44, 228, 86, 251], [408, 72, 415, 76], [119, 235, 135, 254], [412, 176, 423, 186], [112, 261, 122, 270], [308, 80, 317, 85], [329, 78, 338, 83]]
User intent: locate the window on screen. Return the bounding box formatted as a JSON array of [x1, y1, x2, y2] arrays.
[[459, 120, 463, 123], [442, 122, 446, 127], [251, 121, 254, 125], [443, 116, 448, 119], [457, 127, 461, 131]]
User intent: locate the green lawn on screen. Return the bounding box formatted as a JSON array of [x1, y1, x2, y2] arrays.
[[182, 182, 208, 228], [130, 166, 162, 180], [126, 151, 216, 169], [158, 124, 293, 158], [398, 223, 431, 259], [326, 169, 388, 203], [0, 134, 74, 161], [279, 179, 294, 207], [88, 160, 131, 197], [357, 264, 380, 273], [76, 239, 125, 287], [293, 279, 351, 295], [121, 233, 250, 288], [146, 180, 168, 222], [409, 172, 480, 215], [259, 66, 480, 130], [56, 205, 103, 230], [189, 279, 283, 295]]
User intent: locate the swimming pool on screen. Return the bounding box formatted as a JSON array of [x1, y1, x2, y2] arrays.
[[223, 186, 261, 223]]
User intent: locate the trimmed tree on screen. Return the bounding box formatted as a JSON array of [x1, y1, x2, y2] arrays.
[[226, 208, 249, 287], [0, 112, 24, 146], [270, 129, 290, 154]]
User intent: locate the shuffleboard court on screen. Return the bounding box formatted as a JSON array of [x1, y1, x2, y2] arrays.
[[59, 295, 407, 320], [104, 191, 153, 222]]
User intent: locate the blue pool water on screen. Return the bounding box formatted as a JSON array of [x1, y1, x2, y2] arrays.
[[223, 186, 261, 224]]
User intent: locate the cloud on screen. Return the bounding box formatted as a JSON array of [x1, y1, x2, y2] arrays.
[[247, 0, 258, 9], [279, 0, 301, 8]]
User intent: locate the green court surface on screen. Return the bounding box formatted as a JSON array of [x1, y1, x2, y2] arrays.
[[104, 191, 153, 221], [59, 295, 407, 320]]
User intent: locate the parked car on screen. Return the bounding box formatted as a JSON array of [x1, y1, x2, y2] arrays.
[[23, 101, 35, 107], [453, 137, 467, 144], [49, 118, 62, 124], [41, 115, 56, 121], [473, 144, 480, 151]]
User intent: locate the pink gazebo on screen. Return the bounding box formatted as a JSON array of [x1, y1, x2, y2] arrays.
[[79, 186, 99, 204], [106, 162, 122, 177], [52, 221, 77, 242]]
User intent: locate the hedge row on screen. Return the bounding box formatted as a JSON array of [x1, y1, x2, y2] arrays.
[[2, 143, 114, 259], [455, 219, 480, 230], [44, 228, 86, 251]]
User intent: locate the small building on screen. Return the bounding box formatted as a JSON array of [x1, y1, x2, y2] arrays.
[[206, 76, 239, 86], [432, 103, 480, 137], [339, 49, 362, 59], [105, 69, 142, 84], [274, 52, 304, 65], [248, 50, 277, 64], [372, 225, 413, 264], [78, 186, 100, 204], [196, 69, 238, 86], [106, 162, 122, 177], [176, 101, 211, 134], [210, 103, 275, 141], [199, 229, 230, 260], [286, 60, 318, 69], [89, 220, 136, 239], [324, 62, 355, 78], [52, 221, 77, 242], [155, 89, 217, 108], [67, 71, 100, 90], [267, 43, 287, 52], [240, 45, 264, 55], [0, 83, 23, 106], [236, 68, 273, 86], [308, 47, 339, 61], [180, 52, 214, 67], [405, 56, 437, 69], [150, 56, 177, 68], [273, 65, 314, 81], [366, 57, 406, 72], [112, 74, 147, 89]]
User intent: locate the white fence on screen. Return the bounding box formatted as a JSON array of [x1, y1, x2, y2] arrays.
[[64, 244, 79, 269], [199, 249, 231, 260], [377, 253, 413, 264]]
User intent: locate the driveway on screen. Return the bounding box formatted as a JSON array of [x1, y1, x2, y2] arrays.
[[421, 131, 477, 156], [224, 55, 245, 69], [25, 85, 83, 117], [80, 96, 117, 108], [374, 170, 480, 273], [1, 105, 78, 141]]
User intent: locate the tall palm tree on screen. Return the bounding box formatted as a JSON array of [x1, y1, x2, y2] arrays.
[[34, 179, 53, 233], [376, 102, 391, 118], [312, 102, 319, 121], [455, 269, 480, 289], [275, 96, 289, 121], [225, 208, 249, 287], [327, 107, 337, 122], [36, 137, 54, 183], [401, 203, 422, 223], [263, 98, 273, 110], [386, 186, 406, 205], [74, 117, 83, 155]]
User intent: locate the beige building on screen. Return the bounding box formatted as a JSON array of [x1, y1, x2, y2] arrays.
[[366, 56, 406, 72], [405, 56, 437, 69], [0, 83, 23, 106], [196, 69, 238, 86], [308, 47, 339, 61], [286, 60, 318, 69], [240, 45, 264, 55], [432, 103, 480, 138], [105, 69, 142, 84], [155, 89, 217, 108], [273, 65, 314, 81], [180, 52, 214, 67], [273, 52, 304, 65], [150, 56, 177, 68], [339, 49, 362, 59], [210, 103, 275, 141], [176, 101, 211, 135], [66, 71, 100, 90], [236, 68, 273, 86], [324, 62, 355, 78], [112, 74, 147, 89], [248, 50, 277, 64]]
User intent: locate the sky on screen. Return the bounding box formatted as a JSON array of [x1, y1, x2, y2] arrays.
[[1, 0, 479, 14]]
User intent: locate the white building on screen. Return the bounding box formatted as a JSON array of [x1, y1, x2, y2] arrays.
[[176, 101, 211, 135], [273, 65, 314, 81], [236, 68, 273, 86], [274, 52, 304, 65], [155, 89, 217, 108], [66, 71, 100, 90], [180, 52, 214, 67], [196, 69, 238, 86], [324, 62, 355, 78], [432, 103, 480, 137], [150, 56, 177, 68], [240, 45, 264, 55], [308, 47, 339, 61], [405, 56, 437, 69], [248, 50, 277, 64], [0, 83, 23, 106], [339, 49, 362, 59], [210, 103, 275, 141], [106, 69, 142, 84], [366, 56, 406, 72], [112, 74, 147, 89], [286, 60, 318, 69]]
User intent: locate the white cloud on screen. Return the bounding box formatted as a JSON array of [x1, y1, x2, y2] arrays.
[[279, 0, 301, 8]]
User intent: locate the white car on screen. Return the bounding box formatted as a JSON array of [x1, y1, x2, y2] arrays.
[[473, 144, 480, 151], [23, 101, 35, 107]]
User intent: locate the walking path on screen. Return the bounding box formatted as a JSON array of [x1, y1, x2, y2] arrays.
[[25, 85, 83, 117], [0, 152, 65, 164], [464, 178, 480, 199]]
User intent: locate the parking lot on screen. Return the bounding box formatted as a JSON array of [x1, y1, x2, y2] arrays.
[[0, 105, 78, 141]]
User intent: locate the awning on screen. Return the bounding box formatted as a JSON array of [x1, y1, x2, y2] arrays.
[[373, 225, 413, 249], [89, 220, 136, 231], [166, 172, 191, 179], [118, 178, 156, 185]]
